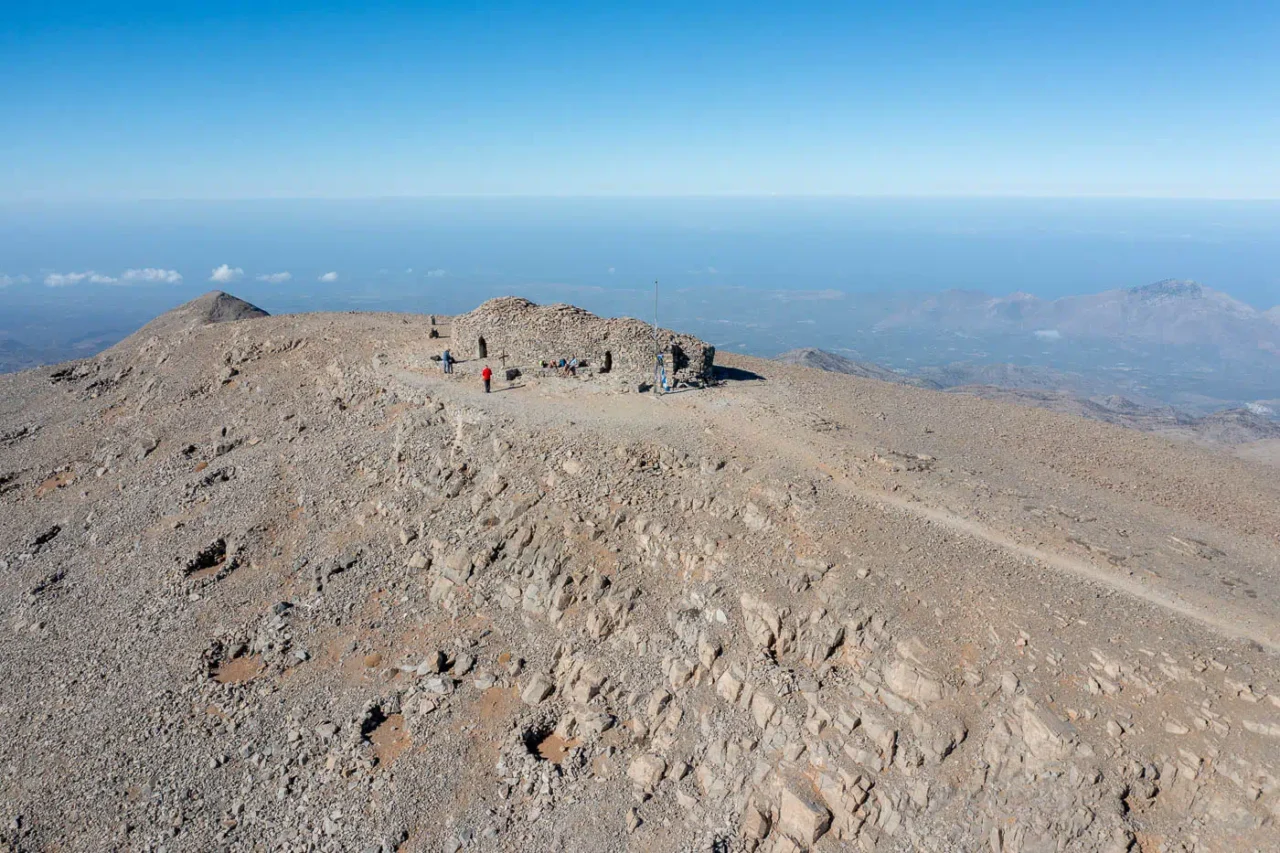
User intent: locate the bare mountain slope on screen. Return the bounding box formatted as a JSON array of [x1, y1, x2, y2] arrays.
[[116, 289, 269, 348], [780, 347, 1280, 446], [2, 296, 1280, 853], [940, 387, 1280, 446], [774, 348, 921, 386], [913, 362, 1095, 395]]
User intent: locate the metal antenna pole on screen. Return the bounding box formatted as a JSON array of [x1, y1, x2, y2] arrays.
[[653, 280, 660, 392], [653, 279, 658, 347]]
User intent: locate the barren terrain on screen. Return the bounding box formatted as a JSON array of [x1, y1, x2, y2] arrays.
[[1, 293, 1278, 852]]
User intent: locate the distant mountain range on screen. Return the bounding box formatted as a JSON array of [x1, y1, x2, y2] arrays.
[[876, 279, 1280, 360], [777, 348, 1101, 396], [776, 344, 1280, 446]]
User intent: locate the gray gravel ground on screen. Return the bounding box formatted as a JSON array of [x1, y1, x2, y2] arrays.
[[1, 292, 1279, 853]]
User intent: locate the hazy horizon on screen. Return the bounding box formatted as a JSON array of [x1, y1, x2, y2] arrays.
[[3, 197, 1278, 306]]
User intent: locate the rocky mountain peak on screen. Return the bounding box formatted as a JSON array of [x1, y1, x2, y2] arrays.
[[109, 290, 269, 354], [192, 290, 271, 325]]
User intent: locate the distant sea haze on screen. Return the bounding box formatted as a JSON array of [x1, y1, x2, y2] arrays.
[[1, 198, 1277, 409], [1, 197, 1278, 305]]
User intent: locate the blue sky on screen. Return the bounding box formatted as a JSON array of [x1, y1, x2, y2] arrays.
[[2, 1, 1279, 199]]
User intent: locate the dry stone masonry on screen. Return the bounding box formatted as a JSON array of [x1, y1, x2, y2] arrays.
[[452, 297, 716, 384]]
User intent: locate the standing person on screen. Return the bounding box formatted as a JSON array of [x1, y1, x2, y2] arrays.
[[442, 349, 452, 374], [481, 364, 492, 393]]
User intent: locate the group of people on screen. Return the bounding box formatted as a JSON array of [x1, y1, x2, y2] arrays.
[[444, 344, 589, 387], [440, 349, 494, 393], [540, 356, 579, 376]]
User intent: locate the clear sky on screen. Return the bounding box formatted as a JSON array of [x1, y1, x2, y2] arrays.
[[2, 1, 1279, 199]]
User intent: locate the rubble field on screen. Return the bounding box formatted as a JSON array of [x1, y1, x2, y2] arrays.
[[1, 293, 1278, 853]]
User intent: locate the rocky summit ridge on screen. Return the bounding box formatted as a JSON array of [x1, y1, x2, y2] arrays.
[[2, 293, 1280, 853]]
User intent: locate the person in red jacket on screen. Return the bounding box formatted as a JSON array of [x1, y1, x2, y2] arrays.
[[481, 365, 492, 393]]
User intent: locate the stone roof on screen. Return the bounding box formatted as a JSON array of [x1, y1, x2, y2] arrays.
[[452, 297, 715, 383]]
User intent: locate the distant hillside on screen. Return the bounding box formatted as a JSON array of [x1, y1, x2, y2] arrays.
[[953, 386, 1280, 446], [876, 279, 1280, 360], [0, 337, 44, 374], [113, 290, 268, 350], [774, 348, 921, 385], [913, 362, 1097, 396], [782, 347, 1279, 445], [777, 349, 1103, 398]]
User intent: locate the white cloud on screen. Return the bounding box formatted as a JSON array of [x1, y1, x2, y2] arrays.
[[44, 272, 83, 287], [318, 271, 339, 282], [256, 271, 292, 283], [44, 270, 116, 287], [425, 269, 446, 278], [607, 267, 616, 275], [1034, 329, 1062, 340], [210, 264, 244, 283], [0, 273, 29, 287], [122, 268, 183, 284]]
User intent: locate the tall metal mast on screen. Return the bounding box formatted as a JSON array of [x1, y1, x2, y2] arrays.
[[653, 279, 659, 354], [652, 279, 662, 394]]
